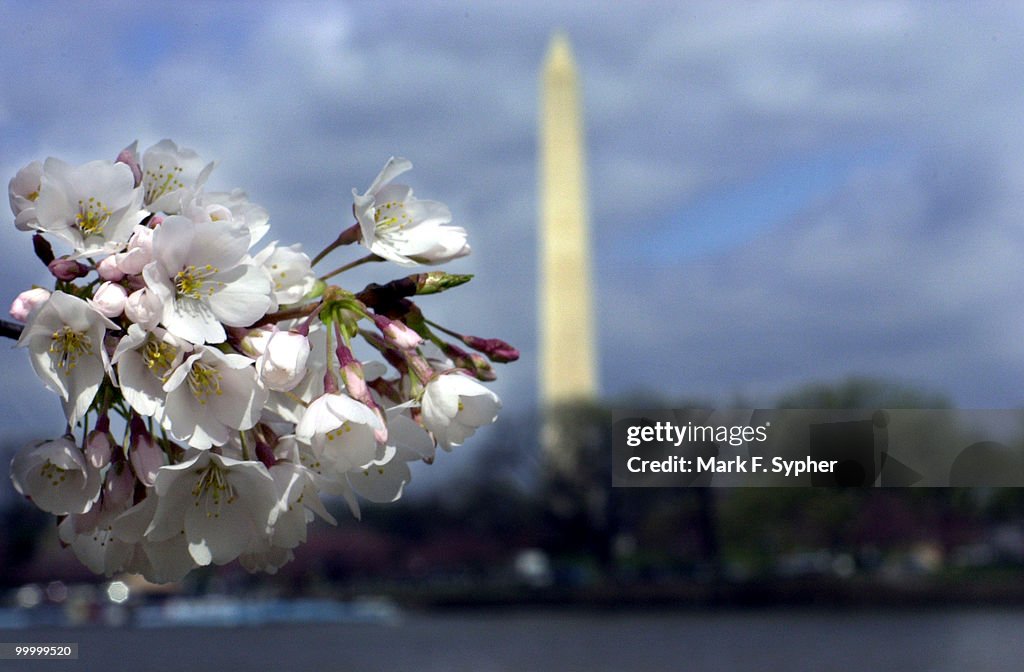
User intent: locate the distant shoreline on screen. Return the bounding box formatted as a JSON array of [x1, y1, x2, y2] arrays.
[[380, 575, 1024, 611]]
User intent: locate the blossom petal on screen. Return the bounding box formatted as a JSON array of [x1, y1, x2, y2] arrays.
[[208, 264, 273, 327]]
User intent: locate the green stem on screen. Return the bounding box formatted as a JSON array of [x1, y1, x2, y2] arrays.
[[311, 239, 342, 268], [239, 430, 251, 461], [424, 318, 460, 340], [311, 223, 362, 267], [319, 253, 382, 282]]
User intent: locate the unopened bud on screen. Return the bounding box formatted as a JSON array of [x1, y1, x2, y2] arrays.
[[97, 255, 125, 281], [405, 352, 436, 385], [32, 234, 55, 266], [467, 353, 496, 381], [9, 287, 50, 322], [115, 225, 155, 275], [48, 257, 89, 281], [116, 141, 143, 187], [129, 416, 164, 487], [124, 288, 162, 330], [372, 314, 422, 349], [443, 343, 495, 381], [256, 329, 310, 392], [90, 282, 128, 318], [414, 271, 473, 295], [85, 416, 113, 469], [338, 350, 369, 403], [461, 335, 520, 363], [336, 343, 387, 443], [104, 462, 135, 507]]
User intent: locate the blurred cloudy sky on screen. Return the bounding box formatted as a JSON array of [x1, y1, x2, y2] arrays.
[[3, 1, 1024, 456]]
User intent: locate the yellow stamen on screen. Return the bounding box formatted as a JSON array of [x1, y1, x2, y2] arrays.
[[39, 461, 68, 487], [143, 336, 177, 381], [174, 264, 222, 299], [49, 326, 93, 373], [144, 165, 185, 205], [190, 462, 236, 518], [187, 361, 223, 404], [75, 197, 112, 237]]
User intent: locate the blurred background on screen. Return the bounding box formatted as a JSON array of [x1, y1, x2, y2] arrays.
[[4, 2, 1024, 670]]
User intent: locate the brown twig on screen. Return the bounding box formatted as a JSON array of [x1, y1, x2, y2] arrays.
[[0, 319, 24, 341]]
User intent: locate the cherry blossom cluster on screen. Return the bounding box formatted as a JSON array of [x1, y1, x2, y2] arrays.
[[6, 141, 516, 582]]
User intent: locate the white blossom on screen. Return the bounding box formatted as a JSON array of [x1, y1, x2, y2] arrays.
[[58, 497, 135, 576], [347, 444, 412, 503], [387, 406, 437, 462], [9, 160, 43, 231], [146, 451, 278, 567], [111, 493, 198, 584], [197, 189, 270, 248], [17, 291, 117, 425], [34, 158, 144, 256], [296, 392, 383, 473], [143, 214, 273, 344], [161, 346, 267, 450], [111, 324, 190, 419], [10, 437, 101, 515], [420, 372, 501, 450], [250, 241, 316, 309], [141, 139, 214, 214], [4, 143, 512, 582], [267, 457, 336, 550], [353, 157, 470, 266]]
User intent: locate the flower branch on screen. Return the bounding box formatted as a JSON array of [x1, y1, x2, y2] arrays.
[[4, 144, 514, 582]]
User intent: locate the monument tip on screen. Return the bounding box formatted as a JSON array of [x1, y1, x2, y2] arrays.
[[545, 32, 575, 74]]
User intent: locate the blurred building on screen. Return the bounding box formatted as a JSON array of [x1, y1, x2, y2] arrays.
[[538, 32, 599, 466], [536, 34, 614, 568]]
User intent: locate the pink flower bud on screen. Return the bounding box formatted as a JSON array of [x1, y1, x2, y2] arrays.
[[129, 418, 164, 487], [116, 141, 143, 187], [373, 314, 422, 349], [9, 287, 50, 321], [462, 335, 520, 363], [124, 288, 162, 330], [89, 282, 128, 318], [104, 462, 135, 507], [85, 428, 113, 470], [115, 225, 155, 275], [48, 257, 89, 281], [341, 359, 369, 403], [97, 255, 125, 281], [406, 353, 436, 384], [442, 343, 495, 381]]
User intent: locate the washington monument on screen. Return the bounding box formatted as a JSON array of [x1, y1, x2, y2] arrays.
[[538, 33, 597, 410]]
